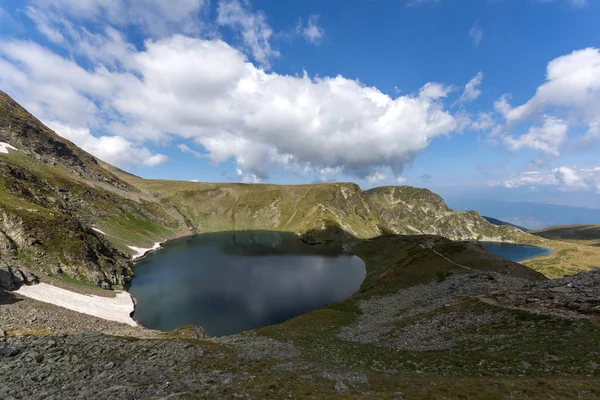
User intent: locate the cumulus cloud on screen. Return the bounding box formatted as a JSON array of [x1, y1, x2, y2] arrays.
[[503, 116, 568, 156], [494, 166, 600, 192], [46, 121, 168, 167], [500, 48, 600, 124], [236, 168, 261, 184], [366, 172, 387, 184], [493, 47, 600, 155], [0, 31, 463, 179]]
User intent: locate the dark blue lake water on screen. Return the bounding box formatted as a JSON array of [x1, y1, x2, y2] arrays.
[[476, 242, 553, 262], [129, 231, 366, 337]]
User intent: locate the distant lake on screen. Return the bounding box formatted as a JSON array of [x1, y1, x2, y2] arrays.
[[129, 231, 366, 337], [476, 242, 553, 262]]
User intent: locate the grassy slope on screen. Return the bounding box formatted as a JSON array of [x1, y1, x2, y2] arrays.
[[0, 149, 183, 286], [533, 224, 600, 243], [517, 225, 600, 278]]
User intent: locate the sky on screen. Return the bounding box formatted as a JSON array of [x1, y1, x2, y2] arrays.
[[0, 0, 599, 208]]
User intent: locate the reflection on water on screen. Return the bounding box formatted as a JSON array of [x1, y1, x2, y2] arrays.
[[129, 231, 366, 337], [476, 241, 553, 262]]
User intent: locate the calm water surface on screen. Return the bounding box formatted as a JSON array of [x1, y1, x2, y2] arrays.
[[476, 242, 552, 262], [129, 231, 366, 337]]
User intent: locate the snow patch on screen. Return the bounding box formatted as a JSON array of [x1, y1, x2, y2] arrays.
[[14, 283, 137, 326], [0, 141, 18, 154], [128, 242, 163, 260]]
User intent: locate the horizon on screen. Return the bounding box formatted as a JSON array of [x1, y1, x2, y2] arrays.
[[1, 0, 599, 208]]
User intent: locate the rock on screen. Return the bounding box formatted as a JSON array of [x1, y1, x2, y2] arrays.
[[34, 353, 44, 363], [0, 346, 20, 357], [549, 286, 572, 294], [172, 325, 209, 339], [0, 329, 6, 337], [105, 361, 115, 370], [335, 381, 348, 393]]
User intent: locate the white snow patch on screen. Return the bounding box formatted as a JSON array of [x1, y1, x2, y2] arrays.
[[128, 242, 163, 260], [0, 141, 18, 154], [14, 283, 137, 326], [92, 227, 107, 235]]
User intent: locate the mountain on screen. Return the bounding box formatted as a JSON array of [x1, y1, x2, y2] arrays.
[[0, 91, 186, 289], [532, 224, 600, 242], [483, 216, 529, 232], [447, 198, 600, 230], [4, 91, 600, 398], [0, 90, 527, 289]]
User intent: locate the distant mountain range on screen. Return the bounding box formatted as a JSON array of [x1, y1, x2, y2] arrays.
[[482, 216, 529, 232], [447, 199, 600, 230]]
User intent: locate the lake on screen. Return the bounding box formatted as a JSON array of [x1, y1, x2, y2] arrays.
[[129, 231, 366, 337], [476, 241, 553, 262]]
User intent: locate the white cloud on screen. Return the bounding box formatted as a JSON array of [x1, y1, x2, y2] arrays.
[[29, 0, 209, 37], [236, 168, 261, 184], [396, 177, 408, 184], [300, 15, 325, 45], [459, 72, 483, 103], [469, 25, 483, 46], [1, 21, 464, 179], [501, 48, 600, 124], [494, 47, 600, 153], [503, 116, 568, 156], [46, 121, 168, 167], [178, 144, 204, 158], [471, 112, 495, 131], [496, 166, 600, 192], [217, 0, 278, 68], [419, 82, 452, 99], [366, 172, 387, 184]]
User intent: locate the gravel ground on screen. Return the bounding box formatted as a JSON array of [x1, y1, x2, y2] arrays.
[[483, 268, 600, 318], [339, 273, 529, 348], [2, 268, 600, 399], [218, 333, 301, 361], [0, 332, 241, 400]]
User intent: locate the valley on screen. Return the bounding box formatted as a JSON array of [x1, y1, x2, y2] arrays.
[[1, 90, 600, 398]]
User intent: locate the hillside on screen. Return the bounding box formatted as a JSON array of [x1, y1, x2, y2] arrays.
[[0, 90, 532, 290], [532, 224, 600, 243]]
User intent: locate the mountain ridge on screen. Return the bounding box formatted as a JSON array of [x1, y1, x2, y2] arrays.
[[0, 90, 529, 289]]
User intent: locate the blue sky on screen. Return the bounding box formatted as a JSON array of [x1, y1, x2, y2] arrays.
[[0, 0, 599, 207]]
